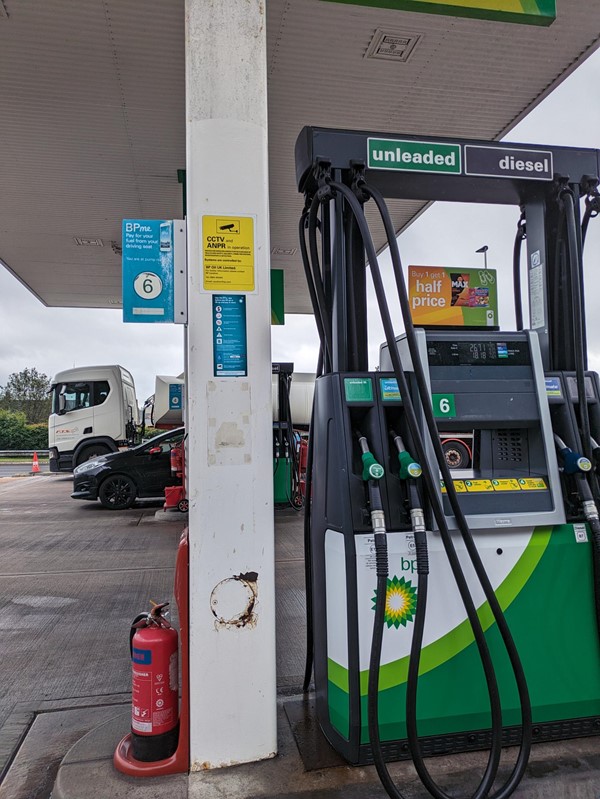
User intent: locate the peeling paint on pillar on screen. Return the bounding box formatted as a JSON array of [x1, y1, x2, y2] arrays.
[[215, 421, 245, 448], [210, 572, 258, 629], [206, 381, 252, 467]]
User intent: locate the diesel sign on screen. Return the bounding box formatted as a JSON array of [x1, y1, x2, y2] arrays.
[[465, 145, 553, 181]]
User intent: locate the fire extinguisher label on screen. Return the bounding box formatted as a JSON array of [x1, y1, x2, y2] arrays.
[[169, 652, 178, 691], [131, 668, 153, 732], [132, 647, 152, 665]]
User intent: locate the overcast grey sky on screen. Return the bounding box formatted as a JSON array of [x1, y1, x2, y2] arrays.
[[1, 47, 600, 402]]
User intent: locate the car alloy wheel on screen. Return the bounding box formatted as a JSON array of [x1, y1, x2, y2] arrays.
[[99, 474, 137, 510]]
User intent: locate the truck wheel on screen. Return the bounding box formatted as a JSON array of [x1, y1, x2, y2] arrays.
[[99, 475, 137, 510], [75, 444, 111, 467], [177, 498, 189, 513], [442, 439, 472, 470]]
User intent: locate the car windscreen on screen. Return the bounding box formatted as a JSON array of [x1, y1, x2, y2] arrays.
[[136, 430, 185, 453]]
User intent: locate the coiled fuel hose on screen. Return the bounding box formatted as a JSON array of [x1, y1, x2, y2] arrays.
[[560, 192, 600, 645], [512, 213, 526, 331], [356, 434, 428, 799], [322, 180, 505, 799], [364, 179, 533, 799]]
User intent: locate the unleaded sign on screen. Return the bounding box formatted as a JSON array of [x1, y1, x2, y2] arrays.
[[368, 138, 461, 174]]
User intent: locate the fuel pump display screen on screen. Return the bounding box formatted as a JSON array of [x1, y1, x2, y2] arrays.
[[427, 340, 531, 367]]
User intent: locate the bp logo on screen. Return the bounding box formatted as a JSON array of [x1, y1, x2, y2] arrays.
[[372, 575, 418, 628]]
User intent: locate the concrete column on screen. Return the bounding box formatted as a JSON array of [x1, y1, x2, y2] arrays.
[[185, 0, 276, 769]]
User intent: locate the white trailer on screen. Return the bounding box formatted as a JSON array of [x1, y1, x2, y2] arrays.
[[48, 365, 139, 472]]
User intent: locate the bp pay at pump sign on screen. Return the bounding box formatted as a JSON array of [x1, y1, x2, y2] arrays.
[[122, 219, 178, 323]]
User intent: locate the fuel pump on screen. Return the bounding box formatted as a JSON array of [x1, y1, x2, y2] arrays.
[[273, 362, 303, 508], [296, 127, 600, 799]]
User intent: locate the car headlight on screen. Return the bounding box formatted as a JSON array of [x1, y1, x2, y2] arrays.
[[74, 460, 101, 474]]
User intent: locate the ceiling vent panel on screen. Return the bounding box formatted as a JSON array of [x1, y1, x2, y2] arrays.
[[365, 29, 422, 63], [271, 246, 298, 256], [73, 237, 104, 247]]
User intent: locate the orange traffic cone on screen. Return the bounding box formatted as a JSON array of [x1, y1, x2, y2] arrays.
[[31, 452, 40, 474]]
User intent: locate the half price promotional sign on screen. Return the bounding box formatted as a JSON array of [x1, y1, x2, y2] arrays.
[[408, 265, 498, 328]]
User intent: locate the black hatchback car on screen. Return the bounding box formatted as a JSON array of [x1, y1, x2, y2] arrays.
[[71, 428, 185, 510]]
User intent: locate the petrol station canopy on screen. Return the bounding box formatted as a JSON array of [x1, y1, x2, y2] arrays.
[[0, 0, 599, 314]]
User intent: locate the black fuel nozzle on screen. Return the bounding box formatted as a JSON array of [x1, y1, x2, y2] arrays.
[[350, 161, 369, 203], [582, 175, 600, 210], [389, 429, 422, 480], [554, 434, 592, 475], [590, 437, 600, 468], [314, 159, 333, 201]]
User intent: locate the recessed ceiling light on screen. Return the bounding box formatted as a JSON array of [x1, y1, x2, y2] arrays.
[[365, 29, 422, 63], [73, 237, 104, 247]]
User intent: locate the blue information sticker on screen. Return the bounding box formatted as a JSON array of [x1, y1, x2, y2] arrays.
[[169, 383, 183, 410], [213, 295, 247, 377], [545, 377, 562, 398], [122, 219, 174, 323], [380, 377, 401, 401]]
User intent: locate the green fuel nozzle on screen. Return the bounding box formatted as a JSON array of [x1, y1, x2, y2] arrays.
[[390, 430, 422, 479], [356, 433, 386, 534], [362, 452, 385, 481], [357, 434, 384, 481]]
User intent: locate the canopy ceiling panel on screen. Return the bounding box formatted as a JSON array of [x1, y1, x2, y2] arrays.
[[0, 0, 599, 310]]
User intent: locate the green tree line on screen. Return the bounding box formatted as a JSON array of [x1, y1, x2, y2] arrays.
[[0, 368, 52, 450]]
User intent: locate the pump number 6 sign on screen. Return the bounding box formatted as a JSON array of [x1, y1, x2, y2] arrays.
[[134, 271, 163, 300], [432, 394, 456, 418]]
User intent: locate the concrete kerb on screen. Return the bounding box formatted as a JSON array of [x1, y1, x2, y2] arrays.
[[0, 694, 131, 785], [50, 697, 600, 799], [52, 711, 188, 799]]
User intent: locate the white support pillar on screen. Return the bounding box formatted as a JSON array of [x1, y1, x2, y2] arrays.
[[185, 0, 276, 769]]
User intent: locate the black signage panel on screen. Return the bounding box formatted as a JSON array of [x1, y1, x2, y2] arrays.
[[464, 145, 553, 181]]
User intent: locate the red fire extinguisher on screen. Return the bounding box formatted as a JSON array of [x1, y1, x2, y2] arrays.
[[129, 602, 179, 762], [170, 443, 183, 477]]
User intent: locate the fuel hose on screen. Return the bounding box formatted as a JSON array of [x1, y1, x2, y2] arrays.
[[365, 180, 532, 799], [561, 189, 600, 646], [581, 189, 600, 249], [512, 213, 526, 331], [327, 178, 503, 799], [299, 210, 331, 368]]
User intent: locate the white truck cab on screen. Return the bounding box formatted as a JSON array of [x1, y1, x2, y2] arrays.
[[48, 365, 138, 472]]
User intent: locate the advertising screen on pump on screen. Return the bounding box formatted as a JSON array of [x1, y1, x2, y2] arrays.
[[408, 265, 498, 327]]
